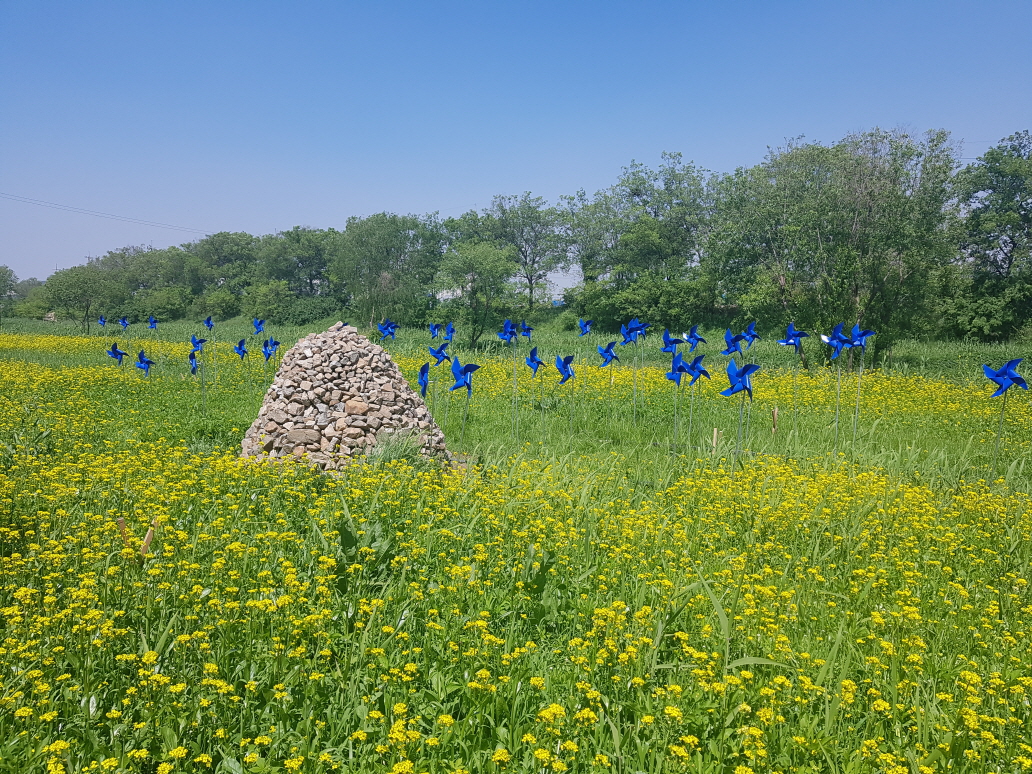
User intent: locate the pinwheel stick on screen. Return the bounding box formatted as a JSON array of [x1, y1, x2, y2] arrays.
[[671, 379, 682, 453], [443, 385, 451, 438], [991, 390, 1009, 479], [200, 361, 207, 416], [687, 379, 698, 451], [732, 393, 746, 477], [851, 351, 866, 447], [511, 343, 519, 442], [833, 361, 843, 459], [792, 359, 800, 441], [460, 390, 471, 447], [633, 339, 641, 427], [538, 371, 546, 445]]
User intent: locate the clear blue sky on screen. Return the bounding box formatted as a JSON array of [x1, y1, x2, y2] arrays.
[[1, 0, 1029, 281]]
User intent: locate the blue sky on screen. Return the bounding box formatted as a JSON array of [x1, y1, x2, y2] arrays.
[[1, 0, 1029, 281]]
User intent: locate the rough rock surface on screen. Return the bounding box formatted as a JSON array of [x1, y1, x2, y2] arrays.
[[241, 322, 446, 468]]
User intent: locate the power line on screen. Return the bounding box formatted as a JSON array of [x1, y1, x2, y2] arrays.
[[0, 191, 213, 234]]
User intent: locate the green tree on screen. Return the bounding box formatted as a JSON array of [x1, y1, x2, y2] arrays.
[[261, 226, 334, 297], [480, 193, 566, 309], [190, 232, 261, 293], [706, 129, 960, 346], [560, 188, 630, 284], [243, 280, 294, 323], [952, 131, 1032, 339], [12, 277, 43, 299], [327, 213, 443, 327], [44, 264, 120, 332], [435, 242, 516, 346], [0, 265, 15, 299]]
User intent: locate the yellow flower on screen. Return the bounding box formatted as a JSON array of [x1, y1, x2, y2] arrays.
[[492, 748, 512, 765]]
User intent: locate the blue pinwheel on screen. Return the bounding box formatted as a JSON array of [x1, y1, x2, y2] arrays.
[[984, 359, 1028, 398], [189, 350, 199, 375], [721, 359, 760, 400], [661, 329, 684, 354], [681, 354, 711, 450], [450, 355, 481, 444], [598, 341, 620, 367], [525, 346, 544, 375], [106, 342, 128, 365], [261, 339, 275, 362], [684, 325, 706, 353], [429, 342, 451, 366], [983, 358, 1028, 475], [666, 353, 692, 449], [821, 323, 852, 360], [135, 350, 155, 376], [429, 323, 443, 339], [497, 319, 517, 344], [444, 321, 455, 342], [620, 322, 637, 346], [118, 316, 130, 331], [555, 355, 575, 385], [850, 323, 876, 352], [147, 315, 158, 330], [98, 315, 107, 328], [742, 321, 760, 349], [253, 318, 265, 335], [417, 363, 430, 398], [377, 319, 399, 340], [821, 323, 853, 453], [578, 318, 594, 336], [450, 356, 480, 395], [722, 359, 761, 471], [629, 317, 650, 338], [520, 320, 533, 340], [721, 329, 746, 356], [685, 354, 710, 386], [190, 334, 207, 354], [268, 337, 280, 353], [665, 352, 690, 386], [203, 316, 214, 331], [233, 339, 248, 359], [777, 323, 809, 354], [778, 323, 809, 437]]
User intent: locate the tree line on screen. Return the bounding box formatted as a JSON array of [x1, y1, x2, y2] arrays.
[[3, 126, 1030, 347]]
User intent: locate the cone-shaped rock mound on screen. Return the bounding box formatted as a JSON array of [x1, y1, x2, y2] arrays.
[[241, 322, 446, 468]]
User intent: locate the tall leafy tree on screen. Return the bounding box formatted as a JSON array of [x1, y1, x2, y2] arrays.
[[44, 263, 120, 332], [435, 242, 516, 346], [327, 213, 444, 327], [952, 131, 1032, 338], [706, 129, 959, 345], [560, 188, 631, 284], [480, 193, 565, 308], [0, 265, 15, 299]]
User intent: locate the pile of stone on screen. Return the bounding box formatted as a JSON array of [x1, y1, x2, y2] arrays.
[[241, 322, 446, 468]]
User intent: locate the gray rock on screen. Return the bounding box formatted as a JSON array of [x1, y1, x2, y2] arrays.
[[240, 324, 449, 468]]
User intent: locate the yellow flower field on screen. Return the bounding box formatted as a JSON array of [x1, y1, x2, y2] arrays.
[[2, 331, 1032, 773]]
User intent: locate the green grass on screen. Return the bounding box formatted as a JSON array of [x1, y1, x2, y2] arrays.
[[2, 321, 1032, 773]]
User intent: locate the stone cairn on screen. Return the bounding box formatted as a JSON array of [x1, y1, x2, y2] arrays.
[[241, 322, 447, 468]]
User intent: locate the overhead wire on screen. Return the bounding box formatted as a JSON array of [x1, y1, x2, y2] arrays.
[[0, 191, 212, 234]]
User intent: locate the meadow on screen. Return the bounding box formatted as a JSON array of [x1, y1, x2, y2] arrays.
[[1, 317, 1031, 774]]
